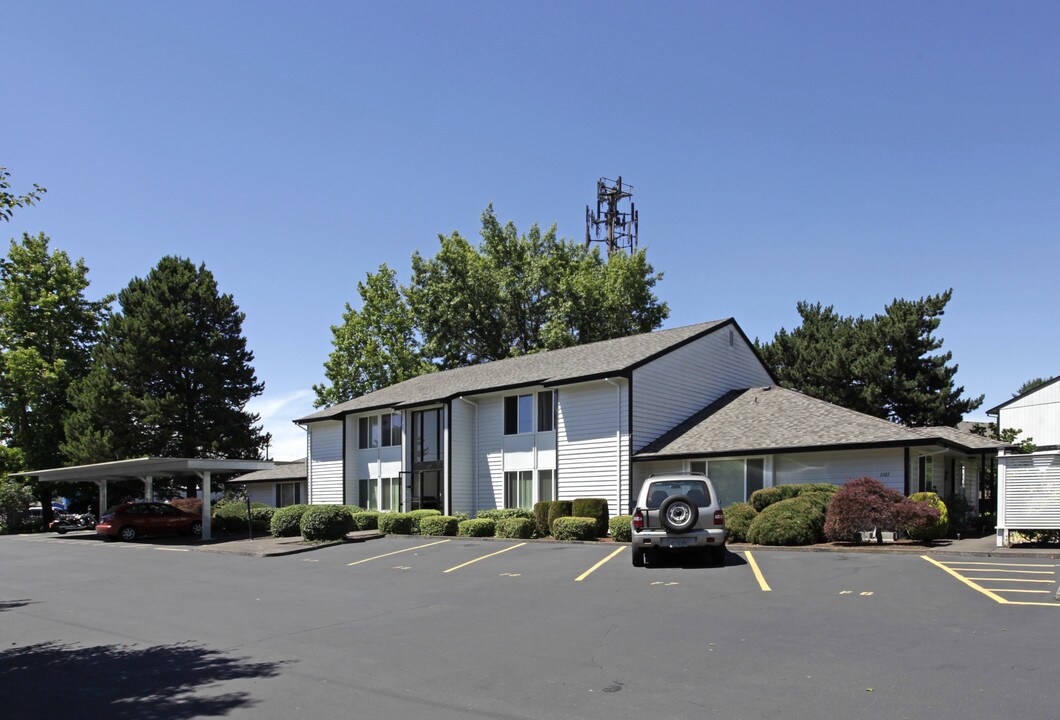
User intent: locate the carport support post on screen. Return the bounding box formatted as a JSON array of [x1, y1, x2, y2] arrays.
[[143, 476, 153, 502], [198, 471, 212, 541], [98, 479, 107, 519]]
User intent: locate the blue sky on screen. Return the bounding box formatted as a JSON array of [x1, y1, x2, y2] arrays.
[[4, 1, 1058, 460]]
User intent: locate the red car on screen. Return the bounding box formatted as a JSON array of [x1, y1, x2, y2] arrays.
[[96, 502, 203, 542]]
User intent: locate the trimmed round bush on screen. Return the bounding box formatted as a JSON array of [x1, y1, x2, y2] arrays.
[[547, 500, 572, 534], [723, 502, 758, 543], [552, 516, 597, 541], [477, 508, 535, 522], [824, 477, 905, 543], [419, 515, 459, 536], [341, 505, 366, 519], [903, 492, 948, 542], [271, 504, 310, 537], [495, 517, 534, 539], [250, 506, 275, 531], [572, 498, 609, 537], [749, 487, 784, 512], [351, 511, 381, 531], [609, 515, 632, 543], [299, 505, 354, 541], [746, 496, 824, 546], [458, 518, 496, 537], [378, 512, 414, 535], [213, 501, 271, 532], [408, 508, 442, 534], [533, 501, 551, 537]]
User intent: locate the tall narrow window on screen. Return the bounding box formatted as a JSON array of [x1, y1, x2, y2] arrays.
[[389, 412, 402, 446], [537, 391, 555, 432], [358, 479, 379, 511], [380, 477, 401, 511], [505, 470, 533, 509], [504, 394, 533, 435], [537, 469, 554, 503], [919, 456, 933, 493], [358, 418, 369, 449]]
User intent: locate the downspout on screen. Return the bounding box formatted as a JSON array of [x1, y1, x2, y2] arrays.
[[457, 397, 479, 515], [604, 379, 622, 516]]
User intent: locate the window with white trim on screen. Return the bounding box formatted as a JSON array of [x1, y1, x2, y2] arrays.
[[359, 413, 402, 449], [358, 477, 401, 511], [275, 482, 301, 507]]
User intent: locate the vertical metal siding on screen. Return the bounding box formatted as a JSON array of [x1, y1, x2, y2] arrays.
[[450, 399, 476, 515], [999, 452, 1060, 528]]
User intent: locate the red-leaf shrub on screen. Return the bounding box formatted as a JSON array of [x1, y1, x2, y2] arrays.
[[169, 497, 202, 515], [824, 477, 905, 544], [896, 497, 942, 544]]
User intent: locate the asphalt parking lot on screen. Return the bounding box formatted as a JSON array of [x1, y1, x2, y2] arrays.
[[2, 533, 1057, 720]]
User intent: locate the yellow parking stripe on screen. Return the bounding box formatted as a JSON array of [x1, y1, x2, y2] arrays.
[[941, 561, 1054, 568], [575, 546, 626, 582], [443, 543, 526, 573], [922, 556, 1060, 607], [347, 539, 450, 566], [982, 588, 1052, 594], [965, 577, 1054, 583], [943, 568, 1053, 575], [744, 551, 772, 592]]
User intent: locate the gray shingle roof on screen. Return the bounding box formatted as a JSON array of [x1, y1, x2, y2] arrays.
[[226, 459, 307, 484], [297, 320, 732, 423], [920, 426, 1009, 451], [635, 386, 1009, 459]]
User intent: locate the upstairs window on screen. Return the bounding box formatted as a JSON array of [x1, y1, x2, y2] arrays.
[[504, 394, 533, 435], [537, 391, 555, 432], [359, 413, 402, 449]]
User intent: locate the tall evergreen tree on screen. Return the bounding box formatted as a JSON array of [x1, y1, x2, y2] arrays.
[[758, 290, 982, 427], [64, 257, 267, 492]]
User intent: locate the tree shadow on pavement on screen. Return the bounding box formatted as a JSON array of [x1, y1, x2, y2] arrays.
[[0, 599, 37, 612], [0, 641, 285, 720]]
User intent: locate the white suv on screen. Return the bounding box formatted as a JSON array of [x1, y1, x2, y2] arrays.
[[630, 472, 726, 567]]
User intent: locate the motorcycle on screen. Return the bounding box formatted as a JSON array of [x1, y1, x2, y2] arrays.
[[49, 512, 97, 534]]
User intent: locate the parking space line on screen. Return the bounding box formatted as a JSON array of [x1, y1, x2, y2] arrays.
[[981, 588, 1052, 594], [744, 551, 772, 592], [154, 547, 189, 552], [347, 539, 451, 566], [942, 568, 1053, 575], [941, 561, 1053, 568], [443, 542, 526, 574], [574, 546, 626, 582], [922, 556, 1060, 607]]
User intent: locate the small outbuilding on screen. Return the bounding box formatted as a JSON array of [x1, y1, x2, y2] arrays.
[[225, 458, 307, 507]]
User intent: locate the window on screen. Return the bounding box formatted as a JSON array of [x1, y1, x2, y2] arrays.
[[360, 413, 401, 449], [505, 470, 534, 509], [359, 477, 400, 511], [919, 456, 934, 493], [690, 458, 766, 507], [537, 469, 554, 503], [504, 394, 533, 435], [537, 391, 555, 432], [414, 409, 441, 462], [276, 482, 301, 507]]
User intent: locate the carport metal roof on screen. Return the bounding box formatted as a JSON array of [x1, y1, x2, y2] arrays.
[[10, 457, 273, 541]]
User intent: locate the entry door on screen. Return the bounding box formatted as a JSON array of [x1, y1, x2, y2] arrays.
[[411, 470, 442, 511], [411, 409, 444, 512]]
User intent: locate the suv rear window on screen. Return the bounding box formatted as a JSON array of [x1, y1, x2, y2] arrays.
[[644, 480, 711, 509]]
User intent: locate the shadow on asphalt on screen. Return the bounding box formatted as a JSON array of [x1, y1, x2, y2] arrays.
[[0, 641, 286, 720], [639, 549, 748, 570], [0, 599, 38, 612]]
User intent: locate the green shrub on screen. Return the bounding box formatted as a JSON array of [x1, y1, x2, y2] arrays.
[[299, 504, 354, 541], [552, 516, 597, 541], [495, 517, 534, 539], [572, 498, 609, 537], [452, 512, 470, 523], [419, 515, 459, 536], [458, 518, 495, 537], [723, 502, 758, 543], [378, 512, 414, 535], [477, 508, 535, 521], [749, 487, 784, 512], [351, 511, 381, 531], [904, 492, 948, 542], [341, 504, 366, 518], [747, 496, 825, 546], [547, 500, 572, 534], [250, 506, 275, 531], [533, 501, 551, 537], [608, 515, 632, 542], [213, 501, 271, 532], [1013, 529, 1060, 545], [408, 508, 442, 534], [270, 504, 310, 537], [0, 478, 35, 533]]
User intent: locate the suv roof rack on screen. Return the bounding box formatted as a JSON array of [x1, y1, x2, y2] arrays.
[[647, 471, 706, 478]]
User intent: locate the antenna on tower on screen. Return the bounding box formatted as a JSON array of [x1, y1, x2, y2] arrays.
[[586, 176, 638, 255]]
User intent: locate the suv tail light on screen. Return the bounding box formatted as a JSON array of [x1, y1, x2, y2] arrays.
[[714, 509, 724, 526], [632, 510, 645, 532]]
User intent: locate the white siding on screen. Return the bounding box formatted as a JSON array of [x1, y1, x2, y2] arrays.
[[999, 452, 1060, 530], [632, 325, 773, 452], [451, 400, 476, 515], [632, 459, 684, 506], [773, 448, 905, 493], [557, 380, 629, 517], [477, 396, 504, 510], [247, 485, 275, 506], [308, 421, 343, 504], [999, 382, 1060, 446]]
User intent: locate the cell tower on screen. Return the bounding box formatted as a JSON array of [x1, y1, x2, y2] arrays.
[[585, 176, 638, 255]]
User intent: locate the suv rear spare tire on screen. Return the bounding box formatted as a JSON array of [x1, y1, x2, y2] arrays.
[[659, 495, 698, 533]]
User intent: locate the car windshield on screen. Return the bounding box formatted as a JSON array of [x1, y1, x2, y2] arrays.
[[645, 480, 711, 509]]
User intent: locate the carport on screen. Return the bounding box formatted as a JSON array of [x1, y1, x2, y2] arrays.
[[10, 458, 274, 541]]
